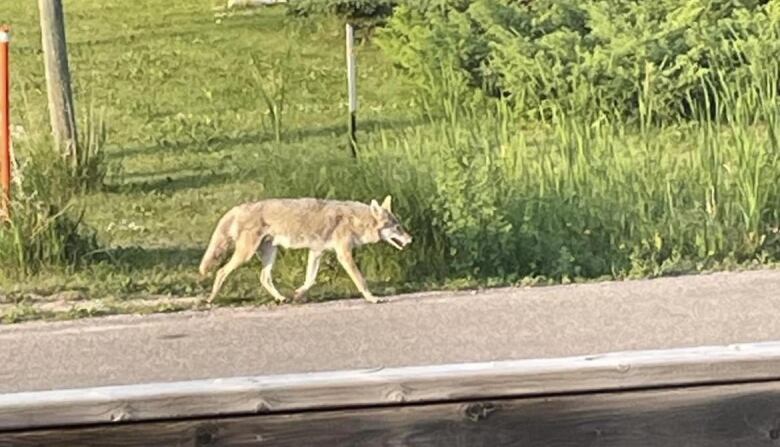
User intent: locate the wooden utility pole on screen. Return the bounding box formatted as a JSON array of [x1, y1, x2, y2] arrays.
[[345, 23, 357, 158], [38, 0, 78, 160]]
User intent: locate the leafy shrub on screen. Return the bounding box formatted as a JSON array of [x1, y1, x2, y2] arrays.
[[377, 1, 490, 87], [286, 0, 398, 28], [377, 0, 780, 121]]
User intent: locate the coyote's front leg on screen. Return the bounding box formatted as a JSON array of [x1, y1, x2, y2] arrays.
[[258, 239, 287, 303], [335, 245, 381, 303], [293, 249, 323, 300]]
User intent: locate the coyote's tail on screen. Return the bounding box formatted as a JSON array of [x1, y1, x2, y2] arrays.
[[199, 210, 235, 276]]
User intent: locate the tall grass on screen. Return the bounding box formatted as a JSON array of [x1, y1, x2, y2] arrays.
[[233, 54, 778, 288], [0, 97, 107, 278], [71, 98, 109, 192], [251, 50, 290, 144], [340, 61, 780, 283], [0, 135, 99, 278]]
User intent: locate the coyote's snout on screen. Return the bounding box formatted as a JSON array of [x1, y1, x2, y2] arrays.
[[199, 195, 412, 304]]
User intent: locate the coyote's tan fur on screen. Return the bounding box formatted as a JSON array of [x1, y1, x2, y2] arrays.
[[199, 195, 412, 303]]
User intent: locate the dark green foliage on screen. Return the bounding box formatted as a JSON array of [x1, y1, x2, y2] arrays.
[[286, 0, 398, 28], [378, 0, 780, 121], [370, 0, 780, 281]]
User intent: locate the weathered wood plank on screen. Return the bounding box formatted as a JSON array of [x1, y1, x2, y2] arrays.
[[4, 341, 780, 431], [5, 380, 780, 446]]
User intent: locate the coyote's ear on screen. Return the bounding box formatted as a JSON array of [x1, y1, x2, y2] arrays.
[[370, 199, 383, 217], [381, 195, 392, 212]]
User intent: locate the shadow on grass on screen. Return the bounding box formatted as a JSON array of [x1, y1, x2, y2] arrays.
[[106, 117, 422, 161], [104, 171, 242, 195], [90, 245, 204, 270], [103, 117, 422, 195]]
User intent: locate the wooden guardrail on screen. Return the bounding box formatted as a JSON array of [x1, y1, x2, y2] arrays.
[[3, 341, 780, 446]]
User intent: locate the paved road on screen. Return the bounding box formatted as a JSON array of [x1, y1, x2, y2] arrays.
[[1, 269, 779, 394]]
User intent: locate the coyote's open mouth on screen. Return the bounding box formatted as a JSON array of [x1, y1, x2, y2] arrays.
[[387, 236, 407, 250]]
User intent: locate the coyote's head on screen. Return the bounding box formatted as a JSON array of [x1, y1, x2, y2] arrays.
[[370, 195, 413, 250]]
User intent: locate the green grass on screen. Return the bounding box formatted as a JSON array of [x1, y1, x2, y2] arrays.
[[0, 1, 429, 311], [0, 1, 778, 322]]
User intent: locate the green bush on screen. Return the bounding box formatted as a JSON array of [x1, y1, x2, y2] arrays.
[[367, 0, 779, 281], [286, 0, 398, 28], [377, 0, 780, 121], [376, 1, 489, 95]]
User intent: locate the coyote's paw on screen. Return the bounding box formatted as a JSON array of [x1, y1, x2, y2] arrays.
[[363, 294, 385, 304]]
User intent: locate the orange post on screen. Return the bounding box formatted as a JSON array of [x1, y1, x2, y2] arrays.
[[0, 25, 9, 218]]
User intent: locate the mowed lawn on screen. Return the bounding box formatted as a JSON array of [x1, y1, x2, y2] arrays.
[[0, 1, 423, 320]]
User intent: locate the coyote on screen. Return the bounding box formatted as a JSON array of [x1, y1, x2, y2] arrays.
[[199, 195, 412, 304]]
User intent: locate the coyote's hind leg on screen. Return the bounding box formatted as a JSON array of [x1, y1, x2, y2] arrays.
[[208, 231, 261, 303]]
